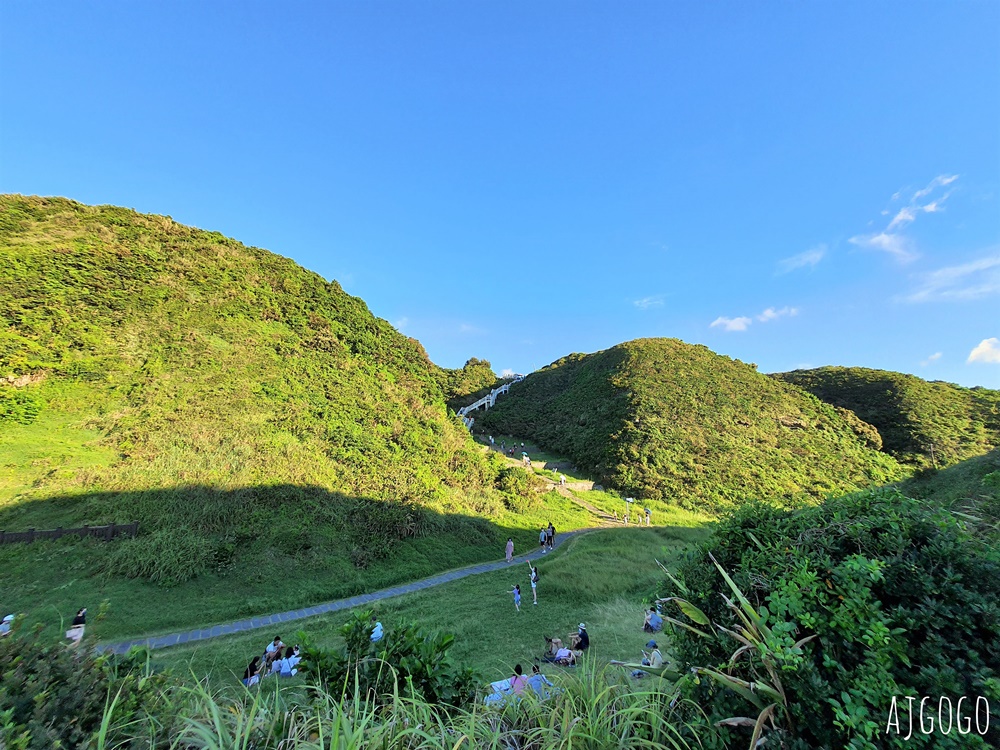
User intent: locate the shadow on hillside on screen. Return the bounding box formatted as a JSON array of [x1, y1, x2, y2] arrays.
[[0, 485, 713, 644]]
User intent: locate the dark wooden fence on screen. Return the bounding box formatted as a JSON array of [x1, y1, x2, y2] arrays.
[[0, 521, 139, 545]]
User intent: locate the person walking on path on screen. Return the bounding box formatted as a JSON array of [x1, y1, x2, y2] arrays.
[[510, 584, 522, 612], [645, 507, 651, 526], [527, 562, 539, 605], [546, 523, 555, 551], [539, 527, 547, 553], [505, 538, 514, 563]]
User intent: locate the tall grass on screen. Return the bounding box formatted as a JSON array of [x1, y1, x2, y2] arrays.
[[96, 661, 702, 749]]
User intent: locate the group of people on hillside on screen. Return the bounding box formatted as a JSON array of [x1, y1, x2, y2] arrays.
[[504, 522, 555, 564], [484, 663, 555, 705], [540, 522, 555, 552], [543, 622, 590, 666], [241, 635, 303, 686], [508, 561, 541, 610]]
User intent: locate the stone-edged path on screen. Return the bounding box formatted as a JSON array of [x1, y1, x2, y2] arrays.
[[99, 528, 592, 655]]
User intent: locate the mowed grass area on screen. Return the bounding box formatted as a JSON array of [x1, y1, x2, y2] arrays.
[[150, 524, 711, 690]]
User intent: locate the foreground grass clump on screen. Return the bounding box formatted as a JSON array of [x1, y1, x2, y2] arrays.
[[477, 338, 903, 508], [775, 366, 1000, 468], [660, 488, 1000, 749], [104, 662, 704, 749]]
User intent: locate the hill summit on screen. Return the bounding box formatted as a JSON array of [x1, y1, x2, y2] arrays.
[[774, 366, 1000, 468], [475, 338, 903, 507]]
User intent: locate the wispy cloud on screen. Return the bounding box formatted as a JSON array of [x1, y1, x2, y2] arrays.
[[902, 253, 1000, 303], [777, 245, 826, 274], [920, 352, 942, 367], [757, 306, 798, 323], [849, 231, 917, 262], [710, 315, 752, 332], [850, 174, 958, 263], [393, 316, 409, 332], [711, 306, 799, 332], [458, 322, 484, 334], [501, 368, 515, 377], [968, 338, 1000, 364], [633, 295, 664, 309]]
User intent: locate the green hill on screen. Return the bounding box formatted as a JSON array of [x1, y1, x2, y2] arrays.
[[475, 338, 903, 508], [0, 195, 586, 638], [774, 366, 1000, 467]]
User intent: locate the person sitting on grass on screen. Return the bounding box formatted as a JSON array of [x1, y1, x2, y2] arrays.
[[568, 623, 589, 651], [241, 656, 262, 687], [278, 645, 299, 677], [510, 664, 528, 695], [527, 664, 554, 698], [553, 646, 576, 666], [643, 606, 663, 633], [0, 614, 14, 637], [265, 635, 284, 664], [631, 640, 663, 678]]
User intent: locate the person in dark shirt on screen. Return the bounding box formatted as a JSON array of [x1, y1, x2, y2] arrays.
[[569, 623, 589, 651]]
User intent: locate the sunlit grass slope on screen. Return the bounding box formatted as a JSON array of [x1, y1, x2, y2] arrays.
[[774, 366, 1000, 467], [476, 338, 903, 509], [0, 195, 600, 638]]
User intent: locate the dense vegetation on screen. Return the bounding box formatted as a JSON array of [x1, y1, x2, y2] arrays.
[[435, 356, 502, 412], [775, 366, 1000, 468], [0, 195, 579, 639], [660, 475, 1000, 748], [476, 338, 902, 508]]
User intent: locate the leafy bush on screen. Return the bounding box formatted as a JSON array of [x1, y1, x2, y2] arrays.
[[0, 388, 41, 425], [0, 629, 171, 749], [101, 526, 216, 585], [496, 466, 544, 513], [298, 609, 479, 708], [661, 489, 1000, 749]]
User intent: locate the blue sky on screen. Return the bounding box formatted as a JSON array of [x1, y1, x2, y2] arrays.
[[2, 2, 998, 387]]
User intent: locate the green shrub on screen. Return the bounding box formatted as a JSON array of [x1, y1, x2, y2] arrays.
[[0, 388, 41, 425], [101, 526, 215, 586], [298, 609, 479, 708], [661, 489, 1000, 749], [0, 629, 170, 749]]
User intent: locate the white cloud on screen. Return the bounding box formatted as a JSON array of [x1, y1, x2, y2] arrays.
[[968, 338, 1000, 364], [920, 352, 942, 366], [501, 368, 515, 377], [852, 174, 959, 264], [887, 207, 917, 232], [633, 295, 664, 309], [710, 316, 752, 332], [914, 174, 958, 200], [849, 231, 917, 262], [757, 306, 799, 323], [393, 316, 409, 332], [902, 253, 1000, 303], [777, 245, 825, 274], [458, 323, 484, 334]]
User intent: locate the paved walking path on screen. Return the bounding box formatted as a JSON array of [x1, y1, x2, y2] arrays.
[[99, 528, 593, 655]]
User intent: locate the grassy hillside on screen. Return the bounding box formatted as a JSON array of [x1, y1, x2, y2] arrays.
[[0, 195, 601, 638], [774, 366, 1000, 467], [476, 338, 903, 508]]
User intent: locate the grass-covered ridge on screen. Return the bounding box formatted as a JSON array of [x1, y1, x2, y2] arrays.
[[476, 338, 903, 508], [0, 195, 597, 637], [774, 366, 1000, 468]]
